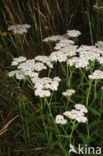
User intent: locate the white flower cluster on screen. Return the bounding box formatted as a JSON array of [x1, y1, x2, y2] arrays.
[[8, 29, 103, 100], [88, 70, 103, 79], [74, 104, 88, 113], [8, 70, 25, 80], [93, 4, 103, 9], [11, 56, 27, 66], [77, 45, 103, 62], [55, 115, 67, 125], [55, 104, 88, 125], [49, 45, 78, 63], [43, 30, 103, 69], [8, 55, 61, 97], [31, 77, 61, 97], [43, 29, 81, 42], [67, 57, 89, 68], [8, 57, 47, 79], [64, 104, 88, 123], [95, 41, 103, 50], [18, 60, 47, 72], [62, 89, 75, 97], [42, 30, 83, 64], [43, 35, 66, 42], [54, 39, 74, 50], [67, 30, 81, 38], [35, 55, 53, 68], [8, 24, 31, 34]]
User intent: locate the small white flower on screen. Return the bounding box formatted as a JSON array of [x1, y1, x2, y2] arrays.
[[74, 104, 88, 113], [55, 115, 67, 125], [8, 70, 25, 80], [67, 30, 81, 38], [54, 39, 74, 50], [33, 62, 47, 71], [21, 24, 31, 29], [8, 25, 17, 31], [35, 89, 51, 97], [88, 70, 103, 79], [8, 70, 18, 77], [63, 104, 88, 123], [24, 70, 39, 78], [17, 59, 47, 72], [53, 76, 61, 82], [62, 89, 75, 97], [11, 56, 27, 66], [35, 55, 53, 68], [76, 116, 88, 123], [67, 57, 89, 68], [8, 24, 31, 35], [77, 45, 103, 62], [42, 35, 66, 42], [13, 28, 27, 34], [15, 70, 26, 80], [63, 111, 71, 118], [33, 76, 61, 97]]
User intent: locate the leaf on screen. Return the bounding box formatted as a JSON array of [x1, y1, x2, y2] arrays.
[[79, 133, 92, 144], [89, 120, 103, 130], [90, 15, 96, 31], [49, 140, 60, 151], [89, 107, 100, 116]]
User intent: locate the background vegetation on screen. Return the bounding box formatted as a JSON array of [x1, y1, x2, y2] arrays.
[[0, 0, 103, 156]]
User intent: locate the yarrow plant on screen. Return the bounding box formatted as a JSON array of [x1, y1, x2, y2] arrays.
[[55, 104, 88, 146], [8, 28, 103, 155], [55, 104, 88, 124], [8, 24, 31, 55], [8, 24, 31, 34], [66, 30, 81, 38]]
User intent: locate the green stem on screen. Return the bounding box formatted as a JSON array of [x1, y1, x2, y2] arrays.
[[90, 80, 97, 107], [86, 80, 92, 108], [87, 121, 90, 138], [70, 120, 76, 144], [40, 98, 49, 139]]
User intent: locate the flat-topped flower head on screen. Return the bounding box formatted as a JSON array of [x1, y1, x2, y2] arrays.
[[55, 115, 67, 125], [8, 24, 31, 35], [67, 57, 89, 68], [77, 45, 103, 62], [62, 104, 88, 123], [54, 39, 74, 50], [76, 116, 88, 123], [74, 104, 88, 113], [32, 76, 61, 97], [95, 41, 103, 50], [8, 70, 25, 80], [18, 59, 47, 72], [33, 76, 61, 90], [67, 30, 81, 38], [11, 56, 27, 66], [42, 35, 66, 42], [35, 55, 53, 68], [62, 89, 75, 97], [35, 89, 51, 97], [21, 24, 31, 29], [49, 44, 77, 63], [88, 70, 103, 79]]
